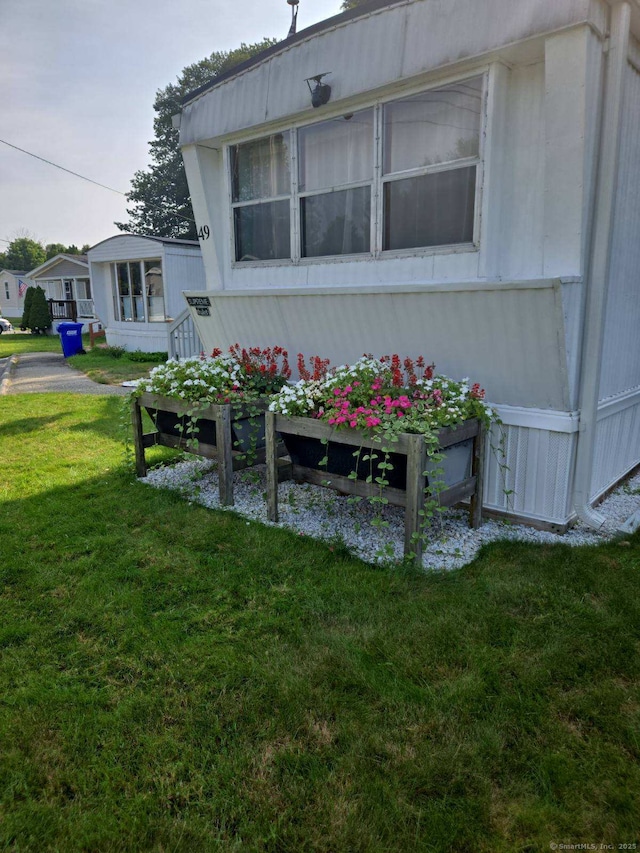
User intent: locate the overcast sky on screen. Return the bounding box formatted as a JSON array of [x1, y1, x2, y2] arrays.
[[0, 0, 342, 251]]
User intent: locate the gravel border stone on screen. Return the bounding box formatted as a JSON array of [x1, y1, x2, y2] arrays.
[[140, 456, 640, 570]]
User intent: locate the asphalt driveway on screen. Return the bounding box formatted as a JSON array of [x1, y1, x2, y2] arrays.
[[0, 351, 130, 395]]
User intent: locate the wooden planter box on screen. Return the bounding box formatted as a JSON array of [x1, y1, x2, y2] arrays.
[[131, 392, 270, 506], [265, 413, 485, 566]]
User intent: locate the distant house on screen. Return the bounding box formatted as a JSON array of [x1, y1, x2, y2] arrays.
[[175, 0, 640, 532], [0, 270, 33, 317], [27, 254, 95, 329], [87, 234, 206, 354]]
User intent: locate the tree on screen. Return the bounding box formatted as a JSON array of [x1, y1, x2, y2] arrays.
[[4, 237, 46, 272], [20, 286, 35, 330], [116, 39, 277, 240], [341, 0, 371, 9], [27, 286, 52, 334], [45, 243, 89, 259]]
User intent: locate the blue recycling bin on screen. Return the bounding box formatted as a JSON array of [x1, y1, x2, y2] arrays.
[[57, 322, 85, 358]]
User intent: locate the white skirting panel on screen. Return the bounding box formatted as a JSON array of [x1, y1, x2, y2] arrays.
[[105, 326, 171, 353], [483, 415, 576, 526], [591, 388, 640, 500]]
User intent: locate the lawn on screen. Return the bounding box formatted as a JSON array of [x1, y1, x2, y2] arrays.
[[0, 330, 68, 355], [0, 332, 167, 383], [1, 393, 639, 851]]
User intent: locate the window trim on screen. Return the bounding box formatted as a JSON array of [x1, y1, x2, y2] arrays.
[[111, 258, 166, 324], [227, 69, 488, 268], [228, 131, 294, 264]]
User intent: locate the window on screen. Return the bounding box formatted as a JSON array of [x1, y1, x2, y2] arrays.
[[113, 260, 164, 322], [228, 74, 484, 263], [382, 78, 482, 250], [4, 282, 9, 300], [231, 133, 291, 261], [144, 261, 165, 322], [298, 110, 373, 257]]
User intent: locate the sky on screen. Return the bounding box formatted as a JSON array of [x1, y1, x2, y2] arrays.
[[0, 0, 343, 251]]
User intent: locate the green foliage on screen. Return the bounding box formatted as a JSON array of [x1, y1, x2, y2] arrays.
[[44, 243, 90, 259], [103, 345, 126, 359], [127, 348, 168, 363], [115, 39, 277, 239], [4, 237, 45, 271], [1, 393, 640, 850], [26, 285, 52, 333], [20, 286, 34, 330], [341, 0, 371, 9]]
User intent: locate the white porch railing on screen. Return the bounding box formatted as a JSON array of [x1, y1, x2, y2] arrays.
[[77, 299, 96, 318], [168, 309, 204, 359]]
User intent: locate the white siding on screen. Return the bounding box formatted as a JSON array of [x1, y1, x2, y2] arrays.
[[495, 62, 545, 279], [164, 247, 207, 319], [184, 280, 571, 409], [180, 0, 606, 145], [90, 264, 113, 327], [599, 59, 640, 399], [592, 390, 640, 499], [484, 419, 577, 526]]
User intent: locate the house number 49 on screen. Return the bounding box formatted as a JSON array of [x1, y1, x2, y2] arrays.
[[197, 225, 210, 240]]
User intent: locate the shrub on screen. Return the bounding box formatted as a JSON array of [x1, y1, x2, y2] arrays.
[[20, 287, 34, 330], [27, 286, 52, 334], [127, 349, 168, 363], [103, 345, 126, 359]]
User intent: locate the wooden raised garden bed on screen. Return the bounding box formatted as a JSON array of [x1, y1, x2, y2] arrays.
[[131, 392, 271, 506], [265, 413, 485, 566]]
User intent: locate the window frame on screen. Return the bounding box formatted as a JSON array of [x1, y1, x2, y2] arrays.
[[111, 258, 165, 324], [227, 69, 487, 268], [228, 131, 294, 264]]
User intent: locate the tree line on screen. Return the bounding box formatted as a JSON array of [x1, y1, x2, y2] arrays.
[[0, 238, 91, 273]]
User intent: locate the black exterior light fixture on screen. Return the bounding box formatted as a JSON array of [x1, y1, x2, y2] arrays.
[[306, 73, 332, 108]]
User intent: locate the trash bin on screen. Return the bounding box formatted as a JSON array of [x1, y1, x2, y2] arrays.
[[57, 322, 85, 358]]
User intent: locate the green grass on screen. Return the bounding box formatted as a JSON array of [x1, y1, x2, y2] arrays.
[[66, 348, 166, 384], [1, 393, 639, 851], [0, 331, 67, 355], [0, 334, 165, 383]]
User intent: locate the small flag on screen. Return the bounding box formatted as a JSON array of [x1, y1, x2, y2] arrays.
[[18, 279, 28, 297]]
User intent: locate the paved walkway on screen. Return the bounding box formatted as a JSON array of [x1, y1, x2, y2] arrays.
[[0, 351, 130, 396]]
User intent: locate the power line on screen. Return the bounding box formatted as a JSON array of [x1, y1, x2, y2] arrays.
[[0, 137, 127, 196], [0, 138, 197, 226]]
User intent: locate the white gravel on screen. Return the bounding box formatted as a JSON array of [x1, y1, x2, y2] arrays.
[[140, 458, 640, 571]]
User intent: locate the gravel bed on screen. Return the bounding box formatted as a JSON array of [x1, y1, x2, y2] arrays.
[[140, 458, 640, 571]]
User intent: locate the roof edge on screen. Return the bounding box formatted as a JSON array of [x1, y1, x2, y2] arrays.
[[87, 233, 201, 252], [181, 0, 406, 107]]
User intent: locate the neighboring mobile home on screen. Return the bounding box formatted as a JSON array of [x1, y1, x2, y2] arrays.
[[28, 254, 95, 329], [0, 270, 33, 318], [87, 234, 206, 354], [175, 0, 640, 531]]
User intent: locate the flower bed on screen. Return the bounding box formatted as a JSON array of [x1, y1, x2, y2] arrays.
[[266, 355, 495, 564], [130, 347, 290, 506]]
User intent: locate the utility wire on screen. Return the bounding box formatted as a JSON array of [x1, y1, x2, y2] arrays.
[[0, 138, 197, 225], [0, 137, 127, 196]]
